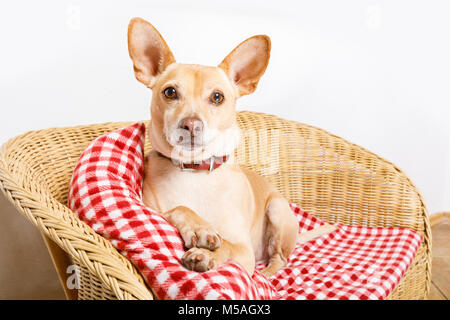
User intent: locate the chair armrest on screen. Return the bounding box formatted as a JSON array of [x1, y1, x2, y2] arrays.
[[0, 124, 153, 300]]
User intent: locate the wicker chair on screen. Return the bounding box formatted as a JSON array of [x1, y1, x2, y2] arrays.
[[0, 111, 431, 300]]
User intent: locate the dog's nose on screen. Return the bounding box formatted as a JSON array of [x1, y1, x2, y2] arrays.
[[178, 117, 204, 136]]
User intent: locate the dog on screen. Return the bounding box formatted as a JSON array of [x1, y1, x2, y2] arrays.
[[127, 17, 336, 277]]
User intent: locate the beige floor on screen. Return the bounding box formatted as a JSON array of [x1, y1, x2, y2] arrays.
[[0, 192, 65, 299], [427, 222, 450, 300]]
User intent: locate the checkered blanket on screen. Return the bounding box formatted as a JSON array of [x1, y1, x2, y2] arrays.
[[68, 122, 422, 300]]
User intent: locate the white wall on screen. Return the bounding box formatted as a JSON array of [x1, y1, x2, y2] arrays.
[[1, 0, 449, 214]]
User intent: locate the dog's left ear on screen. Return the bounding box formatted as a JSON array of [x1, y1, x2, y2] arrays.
[[219, 35, 271, 97], [128, 17, 176, 88]]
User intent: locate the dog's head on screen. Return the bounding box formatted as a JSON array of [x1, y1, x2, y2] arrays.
[[128, 18, 270, 163]]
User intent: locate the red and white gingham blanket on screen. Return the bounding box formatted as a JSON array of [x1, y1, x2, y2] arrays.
[[68, 122, 422, 300]]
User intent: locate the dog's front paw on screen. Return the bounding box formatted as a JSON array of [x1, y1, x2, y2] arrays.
[[181, 247, 217, 272], [180, 225, 221, 251]]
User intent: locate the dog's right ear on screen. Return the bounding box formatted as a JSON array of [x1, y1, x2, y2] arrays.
[[128, 18, 175, 87], [219, 35, 271, 97]]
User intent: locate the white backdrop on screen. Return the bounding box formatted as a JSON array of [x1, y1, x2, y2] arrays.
[[1, 0, 449, 215]]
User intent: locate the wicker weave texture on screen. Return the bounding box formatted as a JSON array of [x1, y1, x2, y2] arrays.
[[0, 111, 431, 300]]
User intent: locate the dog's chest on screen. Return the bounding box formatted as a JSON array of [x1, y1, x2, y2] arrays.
[[142, 153, 255, 241]]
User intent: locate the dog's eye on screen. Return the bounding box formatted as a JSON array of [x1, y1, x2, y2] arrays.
[[163, 87, 178, 100], [210, 91, 224, 105]]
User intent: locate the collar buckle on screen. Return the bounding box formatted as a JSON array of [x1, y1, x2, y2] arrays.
[[179, 162, 195, 172], [208, 156, 215, 172]]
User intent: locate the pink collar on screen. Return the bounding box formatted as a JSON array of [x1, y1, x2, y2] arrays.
[[158, 153, 230, 172]]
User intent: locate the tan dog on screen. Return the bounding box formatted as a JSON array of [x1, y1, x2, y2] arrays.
[[128, 17, 336, 277]]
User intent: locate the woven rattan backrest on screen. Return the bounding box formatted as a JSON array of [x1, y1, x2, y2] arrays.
[[235, 112, 427, 233]]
